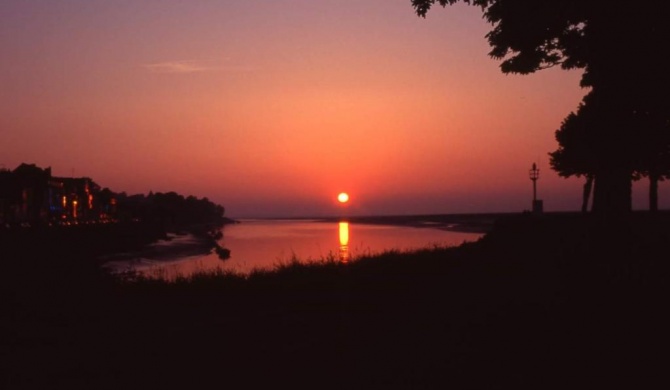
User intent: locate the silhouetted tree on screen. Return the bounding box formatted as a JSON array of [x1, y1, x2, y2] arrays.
[[552, 90, 670, 213], [116, 191, 225, 227], [549, 96, 597, 213], [631, 109, 670, 212], [412, 1, 670, 214]]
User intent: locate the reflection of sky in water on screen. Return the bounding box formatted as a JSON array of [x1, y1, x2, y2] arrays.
[[111, 220, 483, 280]]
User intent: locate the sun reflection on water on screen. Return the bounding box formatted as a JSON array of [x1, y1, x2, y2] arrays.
[[339, 221, 350, 264]]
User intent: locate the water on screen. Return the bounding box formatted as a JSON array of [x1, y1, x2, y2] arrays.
[[102, 219, 484, 279]]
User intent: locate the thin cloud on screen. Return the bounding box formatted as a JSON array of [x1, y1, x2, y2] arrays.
[[144, 60, 209, 74]]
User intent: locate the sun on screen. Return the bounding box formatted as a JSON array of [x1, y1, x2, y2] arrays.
[[337, 192, 349, 203]]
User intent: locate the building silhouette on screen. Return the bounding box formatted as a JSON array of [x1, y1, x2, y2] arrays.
[[0, 163, 116, 227]]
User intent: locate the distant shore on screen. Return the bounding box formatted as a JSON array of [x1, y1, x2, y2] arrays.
[[322, 212, 515, 233], [260, 209, 670, 234], [262, 211, 537, 233]]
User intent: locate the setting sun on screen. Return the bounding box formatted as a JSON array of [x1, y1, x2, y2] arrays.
[[337, 192, 350, 203]]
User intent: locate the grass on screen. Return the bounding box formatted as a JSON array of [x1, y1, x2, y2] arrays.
[[3, 212, 669, 389]]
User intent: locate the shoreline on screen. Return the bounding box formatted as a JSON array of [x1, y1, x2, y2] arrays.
[[98, 231, 217, 273], [325, 213, 507, 233], [4, 210, 669, 388], [260, 212, 523, 234]]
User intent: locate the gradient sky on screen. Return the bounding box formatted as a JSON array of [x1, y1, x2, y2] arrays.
[[2, 0, 666, 217]]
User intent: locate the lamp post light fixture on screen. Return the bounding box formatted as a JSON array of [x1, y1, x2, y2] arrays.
[[529, 163, 539, 201], [529, 163, 543, 213]]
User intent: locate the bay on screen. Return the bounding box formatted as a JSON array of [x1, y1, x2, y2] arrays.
[[103, 218, 485, 280]]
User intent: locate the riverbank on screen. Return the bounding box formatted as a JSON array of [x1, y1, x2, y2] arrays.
[[320, 211, 518, 233], [0, 218, 236, 263], [267, 212, 511, 233], [3, 211, 668, 389]]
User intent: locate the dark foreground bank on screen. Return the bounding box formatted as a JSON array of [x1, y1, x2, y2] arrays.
[[2, 212, 669, 389]]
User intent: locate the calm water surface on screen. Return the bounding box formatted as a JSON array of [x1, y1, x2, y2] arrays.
[[105, 219, 484, 279]]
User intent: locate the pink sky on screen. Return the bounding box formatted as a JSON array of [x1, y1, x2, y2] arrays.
[[2, 1, 666, 217]]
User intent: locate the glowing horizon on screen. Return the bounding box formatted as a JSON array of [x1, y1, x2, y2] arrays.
[[1, 1, 667, 217]]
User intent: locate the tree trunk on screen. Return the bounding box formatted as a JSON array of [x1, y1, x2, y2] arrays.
[[591, 169, 632, 214], [649, 173, 659, 212], [582, 175, 594, 213]]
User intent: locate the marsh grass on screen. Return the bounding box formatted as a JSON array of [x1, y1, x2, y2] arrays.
[[122, 240, 468, 287], [4, 212, 670, 389]]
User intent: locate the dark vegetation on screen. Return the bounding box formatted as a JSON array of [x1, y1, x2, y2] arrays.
[[413, 0, 670, 214], [550, 90, 670, 213], [115, 191, 228, 231], [0, 162, 231, 231], [113, 191, 233, 255], [0, 163, 232, 272], [4, 2, 670, 388], [3, 212, 668, 389]]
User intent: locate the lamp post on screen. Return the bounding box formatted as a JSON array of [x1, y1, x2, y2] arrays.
[[529, 163, 539, 201], [529, 163, 542, 213]]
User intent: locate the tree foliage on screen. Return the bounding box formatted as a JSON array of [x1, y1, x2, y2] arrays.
[[413, 0, 670, 213], [116, 191, 226, 227], [412, 1, 669, 90], [412, 1, 587, 75], [549, 93, 596, 179]]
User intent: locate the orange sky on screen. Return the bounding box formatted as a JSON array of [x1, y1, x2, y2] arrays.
[[2, 1, 666, 217]]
